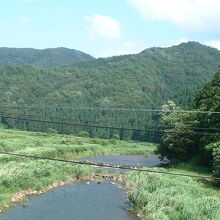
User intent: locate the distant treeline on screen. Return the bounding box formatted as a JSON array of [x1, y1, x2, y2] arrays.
[[0, 106, 161, 142]]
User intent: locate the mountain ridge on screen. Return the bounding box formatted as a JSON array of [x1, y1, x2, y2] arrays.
[[0, 41, 219, 141], [0, 41, 219, 109], [0, 47, 94, 68]]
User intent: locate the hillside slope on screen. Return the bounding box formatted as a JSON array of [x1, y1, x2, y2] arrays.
[[46, 41, 220, 108], [0, 42, 219, 108], [193, 69, 220, 146], [0, 42, 219, 140], [0, 47, 94, 68]]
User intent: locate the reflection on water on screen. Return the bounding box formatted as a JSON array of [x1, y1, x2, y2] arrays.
[[0, 180, 138, 220]]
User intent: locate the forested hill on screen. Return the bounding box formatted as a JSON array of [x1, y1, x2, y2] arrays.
[[0, 47, 94, 68], [49, 41, 220, 108], [0, 42, 220, 108], [193, 70, 220, 112], [193, 69, 220, 146]]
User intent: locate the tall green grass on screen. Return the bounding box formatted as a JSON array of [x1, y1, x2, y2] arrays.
[[0, 128, 155, 209], [125, 170, 220, 220], [2, 128, 219, 219], [0, 160, 92, 207], [0, 128, 155, 160]]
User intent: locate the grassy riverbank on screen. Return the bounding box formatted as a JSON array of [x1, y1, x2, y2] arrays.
[[0, 128, 155, 211], [124, 155, 220, 219], [1, 128, 220, 220], [125, 170, 220, 220]]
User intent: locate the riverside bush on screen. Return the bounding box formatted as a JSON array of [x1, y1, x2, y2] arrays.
[[212, 142, 220, 185], [47, 128, 58, 134], [125, 171, 220, 220], [78, 130, 90, 138]]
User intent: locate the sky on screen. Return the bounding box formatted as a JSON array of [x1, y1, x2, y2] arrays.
[[0, 0, 220, 57]]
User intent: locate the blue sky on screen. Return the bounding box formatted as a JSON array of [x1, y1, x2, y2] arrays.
[[0, 0, 220, 57]]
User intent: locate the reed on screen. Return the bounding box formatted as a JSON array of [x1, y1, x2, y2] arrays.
[[125, 170, 220, 220]]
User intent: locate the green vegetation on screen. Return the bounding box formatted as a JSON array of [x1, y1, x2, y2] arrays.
[[42, 42, 220, 108], [0, 128, 155, 210], [156, 100, 199, 161], [157, 70, 220, 178], [212, 142, 220, 178], [169, 162, 212, 176], [0, 47, 93, 68], [0, 42, 220, 141], [0, 42, 220, 218], [125, 171, 220, 220], [0, 160, 93, 210], [1, 128, 219, 219], [0, 128, 154, 159]]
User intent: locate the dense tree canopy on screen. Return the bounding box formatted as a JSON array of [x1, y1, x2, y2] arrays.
[[0, 42, 219, 142], [157, 70, 220, 176], [0, 47, 93, 68]]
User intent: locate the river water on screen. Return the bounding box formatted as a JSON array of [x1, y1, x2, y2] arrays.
[[80, 155, 164, 172], [81, 155, 163, 167], [0, 155, 163, 220], [0, 180, 137, 220]]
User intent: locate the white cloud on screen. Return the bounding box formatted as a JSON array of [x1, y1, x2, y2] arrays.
[[205, 40, 220, 50], [85, 14, 122, 40], [128, 0, 220, 31], [18, 16, 30, 23], [98, 41, 146, 57]]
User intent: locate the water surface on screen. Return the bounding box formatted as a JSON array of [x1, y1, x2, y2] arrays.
[[81, 155, 164, 169], [0, 180, 138, 220], [0, 155, 164, 220]]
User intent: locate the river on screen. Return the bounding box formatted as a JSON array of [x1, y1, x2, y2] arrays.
[[0, 155, 164, 220]]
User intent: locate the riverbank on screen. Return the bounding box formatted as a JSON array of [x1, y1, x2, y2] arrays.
[[0, 172, 124, 213], [0, 177, 136, 220], [125, 169, 220, 219], [0, 128, 155, 212], [1, 128, 220, 219]]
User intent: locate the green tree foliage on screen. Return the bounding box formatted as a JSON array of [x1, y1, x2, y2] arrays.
[[156, 101, 199, 161], [212, 142, 220, 178], [157, 70, 220, 176], [78, 130, 90, 138], [0, 47, 94, 68], [47, 128, 58, 134], [193, 70, 220, 146], [1, 109, 23, 129], [0, 42, 219, 141], [0, 42, 219, 108]]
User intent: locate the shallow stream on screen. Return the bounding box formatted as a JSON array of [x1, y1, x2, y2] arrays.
[[0, 155, 163, 220]]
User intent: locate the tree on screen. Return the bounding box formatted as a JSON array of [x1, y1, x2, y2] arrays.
[[2, 109, 23, 129], [78, 130, 90, 138], [212, 142, 220, 178], [47, 128, 58, 134], [156, 101, 199, 162]]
